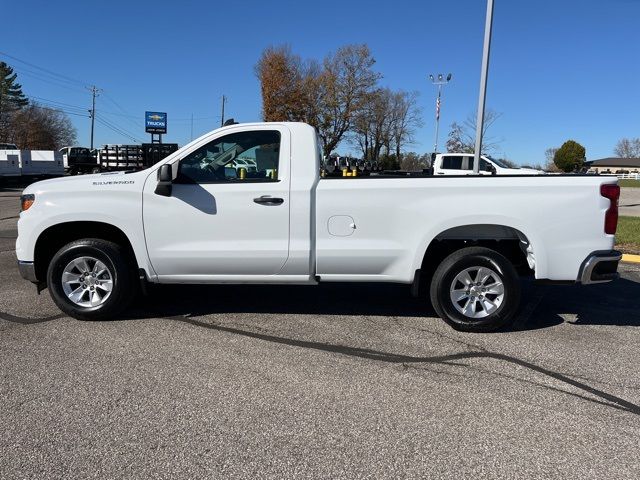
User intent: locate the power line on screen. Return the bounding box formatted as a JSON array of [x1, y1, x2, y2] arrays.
[[28, 95, 87, 113], [96, 115, 141, 142], [37, 105, 90, 117], [101, 92, 142, 132], [0, 50, 89, 88], [94, 117, 140, 143], [12, 67, 89, 94], [94, 114, 142, 143], [25, 96, 89, 118]]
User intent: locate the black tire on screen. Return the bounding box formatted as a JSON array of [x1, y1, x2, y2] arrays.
[[429, 246, 521, 332], [47, 238, 136, 320], [91, 167, 101, 174]]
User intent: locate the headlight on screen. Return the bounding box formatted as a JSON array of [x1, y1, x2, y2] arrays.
[[20, 194, 35, 212]]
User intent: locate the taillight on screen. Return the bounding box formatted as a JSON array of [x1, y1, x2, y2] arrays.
[[600, 184, 620, 235]]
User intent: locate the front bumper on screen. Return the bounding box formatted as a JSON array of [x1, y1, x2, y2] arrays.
[[17, 261, 38, 283], [578, 250, 621, 285]]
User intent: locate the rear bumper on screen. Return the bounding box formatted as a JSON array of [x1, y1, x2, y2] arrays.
[[578, 250, 621, 285], [17, 261, 38, 283]]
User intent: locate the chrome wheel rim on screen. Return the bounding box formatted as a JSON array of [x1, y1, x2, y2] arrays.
[[450, 266, 505, 319], [61, 256, 113, 308]]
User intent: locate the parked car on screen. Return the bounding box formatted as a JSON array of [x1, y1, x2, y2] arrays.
[[16, 122, 620, 332]]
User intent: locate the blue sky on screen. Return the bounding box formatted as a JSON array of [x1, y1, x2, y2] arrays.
[[3, 0, 639, 165]]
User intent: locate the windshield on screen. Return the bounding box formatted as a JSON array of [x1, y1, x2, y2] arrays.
[[485, 155, 517, 169]]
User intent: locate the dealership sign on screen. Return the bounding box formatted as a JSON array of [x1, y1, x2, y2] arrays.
[[145, 111, 167, 134]]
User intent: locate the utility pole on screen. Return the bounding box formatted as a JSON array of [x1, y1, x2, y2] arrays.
[[473, 0, 495, 174], [86, 85, 101, 149], [428, 73, 452, 153], [220, 95, 226, 127]]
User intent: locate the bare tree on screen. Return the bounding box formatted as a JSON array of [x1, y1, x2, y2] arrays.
[[445, 109, 503, 153], [10, 103, 76, 150], [389, 90, 422, 160], [446, 122, 473, 153], [543, 147, 561, 172], [256, 44, 380, 157], [545, 147, 558, 163], [351, 88, 393, 161], [399, 151, 429, 171], [614, 138, 640, 158], [312, 45, 381, 157]]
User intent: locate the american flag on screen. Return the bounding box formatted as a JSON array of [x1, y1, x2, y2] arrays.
[[436, 93, 441, 121]]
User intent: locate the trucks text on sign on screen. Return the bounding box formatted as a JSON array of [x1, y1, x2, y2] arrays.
[[145, 112, 167, 134]]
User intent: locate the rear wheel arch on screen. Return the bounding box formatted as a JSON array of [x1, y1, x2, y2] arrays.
[[34, 221, 140, 283], [413, 224, 535, 295]]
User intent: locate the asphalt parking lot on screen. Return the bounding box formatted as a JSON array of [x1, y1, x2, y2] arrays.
[[620, 186, 640, 217], [1, 185, 640, 479]]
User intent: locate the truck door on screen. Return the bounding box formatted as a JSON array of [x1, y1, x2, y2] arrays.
[[142, 126, 290, 279]]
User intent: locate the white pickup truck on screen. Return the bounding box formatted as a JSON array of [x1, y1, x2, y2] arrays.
[[16, 122, 621, 332], [431, 153, 541, 175]]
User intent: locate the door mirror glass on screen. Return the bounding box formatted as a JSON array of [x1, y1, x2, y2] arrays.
[[155, 164, 173, 196]]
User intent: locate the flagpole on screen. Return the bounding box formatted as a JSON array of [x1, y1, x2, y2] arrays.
[[434, 85, 441, 153]]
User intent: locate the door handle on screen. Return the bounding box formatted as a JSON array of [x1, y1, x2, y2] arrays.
[[253, 195, 284, 205]]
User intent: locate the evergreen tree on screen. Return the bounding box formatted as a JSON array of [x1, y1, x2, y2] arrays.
[[0, 62, 29, 141], [0, 62, 28, 113], [553, 140, 586, 172]]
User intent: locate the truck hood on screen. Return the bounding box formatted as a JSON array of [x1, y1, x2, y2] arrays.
[[23, 170, 148, 195]]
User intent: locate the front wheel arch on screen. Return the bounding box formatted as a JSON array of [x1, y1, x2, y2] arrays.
[[34, 221, 140, 284]]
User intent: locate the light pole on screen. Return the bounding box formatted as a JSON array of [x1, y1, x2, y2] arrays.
[[473, 0, 494, 174], [429, 73, 452, 153]]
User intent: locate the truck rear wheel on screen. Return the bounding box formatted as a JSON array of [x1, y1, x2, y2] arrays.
[[47, 239, 136, 320], [429, 247, 520, 332]]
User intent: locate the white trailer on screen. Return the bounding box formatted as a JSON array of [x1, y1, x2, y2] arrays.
[[20, 150, 64, 177], [0, 148, 21, 178]]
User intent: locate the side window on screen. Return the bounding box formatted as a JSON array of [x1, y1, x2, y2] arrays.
[[442, 156, 463, 170], [463, 156, 488, 171], [176, 130, 281, 184]]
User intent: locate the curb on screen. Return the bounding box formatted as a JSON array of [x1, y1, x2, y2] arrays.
[[621, 254, 640, 264]]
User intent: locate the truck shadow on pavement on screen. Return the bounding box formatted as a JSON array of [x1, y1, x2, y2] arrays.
[[526, 278, 640, 328], [128, 277, 640, 330], [123, 281, 640, 416], [2, 277, 639, 416]]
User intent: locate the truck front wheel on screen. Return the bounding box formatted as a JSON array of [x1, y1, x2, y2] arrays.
[[429, 247, 521, 332], [47, 239, 136, 320]]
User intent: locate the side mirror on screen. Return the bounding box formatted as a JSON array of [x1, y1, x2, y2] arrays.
[[155, 164, 173, 196], [485, 164, 497, 175]]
